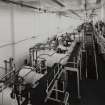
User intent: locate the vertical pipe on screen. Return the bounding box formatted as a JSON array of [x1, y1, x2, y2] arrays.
[[29, 49, 33, 66], [32, 49, 34, 67], [19, 84, 22, 103], [77, 69, 80, 99], [29, 50, 32, 66], [12, 84, 15, 99], [9, 58, 12, 80], [28, 91, 31, 105], [0, 83, 4, 105], [4, 60, 7, 81], [80, 52, 82, 80], [36, 49, 37, 65], [47, 80, 48, 93], [74, 57, 76, 68], [13, 65, 15, 81], [86, 51, 88, 79], [46, 61, 47, 74], [55, 80, 58, 100], [1, 84, 3, 105]]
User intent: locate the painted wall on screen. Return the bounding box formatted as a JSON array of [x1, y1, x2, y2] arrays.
[[0, 3, 13, 77]]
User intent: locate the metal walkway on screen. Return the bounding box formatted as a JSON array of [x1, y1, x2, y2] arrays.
[[65, 42, 81, 98], [84, 30, 98, 80]]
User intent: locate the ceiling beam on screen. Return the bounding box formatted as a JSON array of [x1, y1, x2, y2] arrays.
[[51, 0, 65, 7], [0, 0, 38, 9], [68, 9, 82, 19]]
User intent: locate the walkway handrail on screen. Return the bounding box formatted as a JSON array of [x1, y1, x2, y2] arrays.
[[0, 68, 17, 83]]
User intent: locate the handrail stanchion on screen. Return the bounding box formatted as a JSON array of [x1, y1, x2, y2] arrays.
[[0, 83, 4, 105]]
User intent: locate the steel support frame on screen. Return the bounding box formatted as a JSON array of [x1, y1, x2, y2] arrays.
[[45, 64, 69, 104]]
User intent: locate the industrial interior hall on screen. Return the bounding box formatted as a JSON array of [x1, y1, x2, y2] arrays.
[[0, 0, 105, 105]]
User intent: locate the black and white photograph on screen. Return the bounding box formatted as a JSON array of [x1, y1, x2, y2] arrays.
[[0, 0, 105, 105]]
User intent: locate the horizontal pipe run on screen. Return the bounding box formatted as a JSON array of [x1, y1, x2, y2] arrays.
[[0, 0, 38, 9], [0, 36, 36, 49]]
